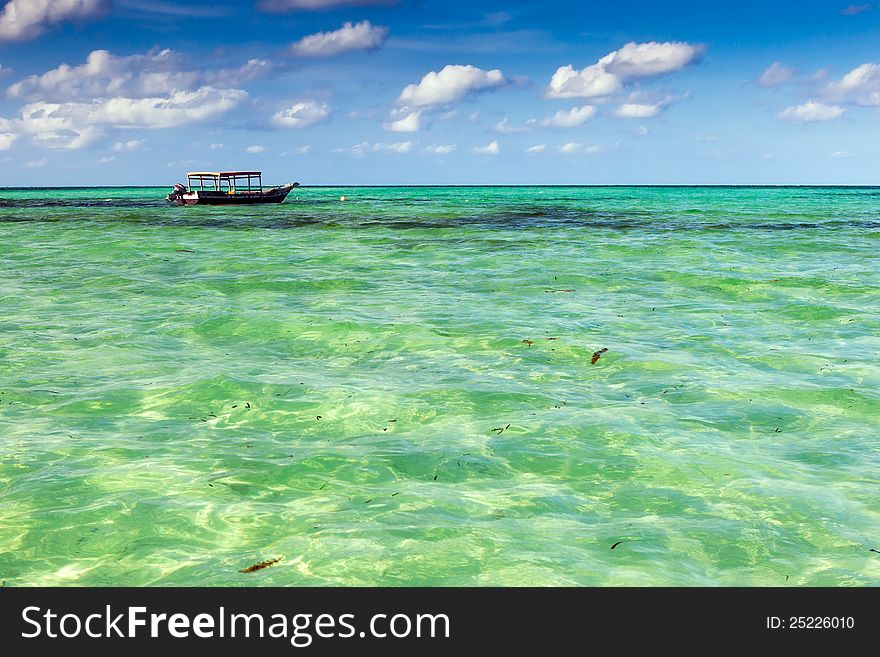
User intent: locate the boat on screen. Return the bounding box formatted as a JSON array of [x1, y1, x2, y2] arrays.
[[166, 171, 298, 205]]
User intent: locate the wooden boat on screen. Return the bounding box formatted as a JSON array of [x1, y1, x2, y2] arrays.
[[166, 171, 298, 205]]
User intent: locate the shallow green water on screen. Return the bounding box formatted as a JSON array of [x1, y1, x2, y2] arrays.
[[1, 186, 878, 586]]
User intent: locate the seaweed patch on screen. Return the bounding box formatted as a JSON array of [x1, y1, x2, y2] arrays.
[[239, 557, 281, 573], [591, 348, 608, 365]]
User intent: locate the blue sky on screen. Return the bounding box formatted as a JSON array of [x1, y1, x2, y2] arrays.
[[1, 0, 879, 185]]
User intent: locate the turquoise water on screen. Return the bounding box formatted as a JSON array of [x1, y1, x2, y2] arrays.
[[1, 186, 878, 586]]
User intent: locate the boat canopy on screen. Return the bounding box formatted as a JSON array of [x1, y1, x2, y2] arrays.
[[187, 171, 262, 177], [186, 171, 263, 191]]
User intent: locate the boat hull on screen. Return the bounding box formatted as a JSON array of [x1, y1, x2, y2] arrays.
[[167, 183, 296, 205]]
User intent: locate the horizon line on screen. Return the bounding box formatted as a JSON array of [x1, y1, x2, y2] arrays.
[[2, 184, 880, 190]]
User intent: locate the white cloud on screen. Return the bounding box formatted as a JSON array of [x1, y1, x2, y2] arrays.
[[824, 63, 880, 106], [471, 140, 499, 155], [0, 0, 106, 42], [331, 142, 369, 157], [258, 0, 397, 11], [636, 125, 649, 136], [331, 140, 411, 157], [557, 142, 612, 155], [493, 117, 534, 134], [757, 62, 795, 87], [3, 51, 261, 147], [398, 64, 506, 106], [383, 109, 421, 132], [831, 150, 854, 158], [7, 48, 270, 101], [272, 100, 330, 128], [208, 142, 224, 150], [290, 20, 388, 57], [525, 144, 545, 154], [840, 3, 871, 15], [0, 131, 16, 149], [24, 157, 48, 168], [547, 63, 621, 99], [542, 104, 596, 128], [279, 145, 311, 155], [111, 139, 144, 151], [777, 100, 845, 122], [604, 41, 704, 78], [246, 145, 266, 154], [98, 155, 115, 163], [373, 140, 412, 153], [425, 144, 456, 154], [613, 102, 661, 118], [14, 87, 246, 149], [547, 41, 702, 99]]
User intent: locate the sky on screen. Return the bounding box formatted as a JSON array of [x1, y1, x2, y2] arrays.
[[1, 0, 879, 185]]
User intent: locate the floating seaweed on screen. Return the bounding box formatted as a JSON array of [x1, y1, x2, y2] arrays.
[[610, 541, 623, 550], [591, 348, 608, 365], [544, 289, 575, 293], [239, 557, 281, 574], [521, 339, 534, 346], [176, 249, 195, 253]]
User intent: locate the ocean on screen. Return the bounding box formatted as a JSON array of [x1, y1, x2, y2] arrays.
[[1, 185, 878, 586]]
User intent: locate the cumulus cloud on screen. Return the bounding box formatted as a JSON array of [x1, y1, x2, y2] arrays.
[[7, 48, 271, 101], [613, 102, 661, 118], [542, 104, 596, 128], [777, 99, 845, 122], [425, 144, 456, 154], [0, 0, 107, 42], [290, 20, 388, 57], [824, 62, 880, 106], [471, 140, 499, 155], [547, 63, 621, 99], [246, 145, 266, 153], [111, 139, 145, 151], [258, 0, 398, 11], [558, 142, 582, 154], [0, 131, 15, 149], [13, 87, 246, 149], [272, 100, 330, 128], [383, 108, 420, 132], [525, 144, 545, 154], [757, 62, 795, 87], [546, 41, 702, 99], [398, 64, 506, 106]]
